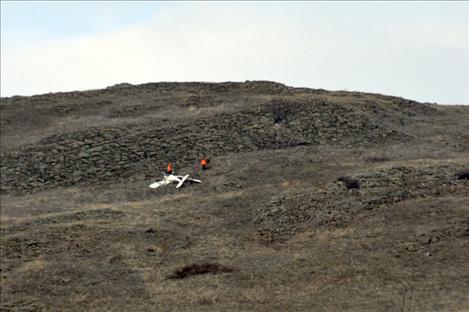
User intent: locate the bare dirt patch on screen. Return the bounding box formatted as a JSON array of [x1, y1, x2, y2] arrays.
[[167, 263, 234, 279]]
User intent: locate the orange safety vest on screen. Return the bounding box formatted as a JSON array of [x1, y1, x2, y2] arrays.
[[200, 159, 208, 169], [167, 163, 173, 173]]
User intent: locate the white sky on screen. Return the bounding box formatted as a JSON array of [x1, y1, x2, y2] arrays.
[[1, 1, 468, 104]]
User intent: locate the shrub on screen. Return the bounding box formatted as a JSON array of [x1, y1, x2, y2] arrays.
[[338, 176, 360, 190], [456, 169, 469, 180], [270, 103, 287, 124]]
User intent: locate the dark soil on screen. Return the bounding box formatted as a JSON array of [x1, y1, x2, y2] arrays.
[[168, 263, 234, 279]]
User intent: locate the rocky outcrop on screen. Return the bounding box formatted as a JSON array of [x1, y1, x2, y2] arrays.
[[254, 165, 469, 241], [1, 99, 408, 194]]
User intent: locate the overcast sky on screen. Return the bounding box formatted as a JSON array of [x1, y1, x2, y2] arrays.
[[1, 1, 468, 104]]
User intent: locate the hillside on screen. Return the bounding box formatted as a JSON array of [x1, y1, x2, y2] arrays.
[[1, 81, 468, 311]]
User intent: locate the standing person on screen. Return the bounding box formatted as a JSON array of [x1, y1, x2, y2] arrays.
[[200, 158, 209, 170], [167, 163, 173, 174]]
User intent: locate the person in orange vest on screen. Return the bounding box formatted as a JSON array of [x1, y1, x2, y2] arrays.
[[200, 158, 209, 170], [166, 163, 173, 174]]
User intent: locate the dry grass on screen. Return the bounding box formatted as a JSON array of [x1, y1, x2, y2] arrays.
[[363, 154, 390, 162], [1, 82, 469, 311]]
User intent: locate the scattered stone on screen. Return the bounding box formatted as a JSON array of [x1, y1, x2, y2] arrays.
[[0, 87, 452, 197]]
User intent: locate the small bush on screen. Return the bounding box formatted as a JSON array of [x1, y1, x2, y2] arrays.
[[338, 176, 360, 190], [167, 263, 233, 279], [270, 103, 287, 124], [456, 169, 469, 180]]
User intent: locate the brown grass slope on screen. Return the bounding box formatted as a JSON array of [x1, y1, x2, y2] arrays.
[[1, 81, 468, 311]]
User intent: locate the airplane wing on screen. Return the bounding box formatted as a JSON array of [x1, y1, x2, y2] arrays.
[[174, 175, 201, 183], [176, 175, 189, 188], [186, 178, 201, 183], [149, 179, 172, 189]]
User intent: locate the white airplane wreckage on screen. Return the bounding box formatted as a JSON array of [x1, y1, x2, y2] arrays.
[[149, 173, 202, 189]]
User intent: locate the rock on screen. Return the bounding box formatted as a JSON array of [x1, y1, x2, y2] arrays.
[[88, 146, 104, 153]]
